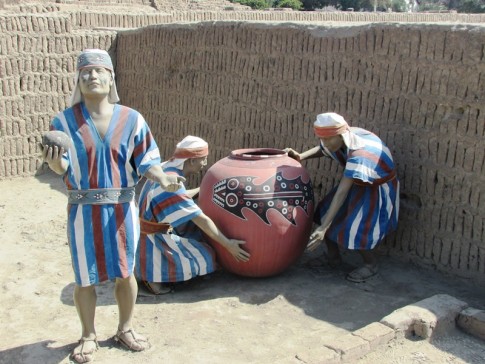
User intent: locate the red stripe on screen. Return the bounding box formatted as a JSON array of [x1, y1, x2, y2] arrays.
[[109, 106, 130, 188], [338, 185, 366, 245], [92, 205, 107, 281], [314, 124, 349, 137], [133, 131, 155, 161], [351, 149, 394, 174], [359, 187, 378, 249], [153, 194, 192, 216], [139, 234, 148, 281], [115, 203, 129, 277], [73, 104, 99, 187], [166, 240, 177, 282], [172, 146, 209, 159]]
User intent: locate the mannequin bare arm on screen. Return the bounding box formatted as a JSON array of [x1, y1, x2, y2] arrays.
[[284, 146, 323, 162], [307, 176, 353, 250], [192, 213, 250, 262]]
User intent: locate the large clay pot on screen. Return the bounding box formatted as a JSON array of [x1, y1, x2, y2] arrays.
[[199, 148, 314, 277]]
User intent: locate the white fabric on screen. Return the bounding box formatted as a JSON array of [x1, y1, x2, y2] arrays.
[[161, 158, 186, 170], [161, 135, 208, 170], [314, 113, 366, 150]]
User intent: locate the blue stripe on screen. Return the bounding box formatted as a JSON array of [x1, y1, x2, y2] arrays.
[[68, 205, 82, 284], [81, 204, 98, 284], [145, 236, 154, 281], [116, 106, 134, 184]]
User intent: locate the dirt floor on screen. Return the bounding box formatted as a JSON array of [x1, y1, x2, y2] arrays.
[[1, 172, 485, 364]]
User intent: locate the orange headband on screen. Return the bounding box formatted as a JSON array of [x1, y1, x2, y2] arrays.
[[313, 124, 349, 138], [172, 146, 209, 159]]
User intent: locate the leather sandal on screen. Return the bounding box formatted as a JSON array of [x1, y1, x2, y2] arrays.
[[346, 264, 378, 283], [70, 337, 99, 363], [142, 280, 173, 295], [114, 329, 150, 352]]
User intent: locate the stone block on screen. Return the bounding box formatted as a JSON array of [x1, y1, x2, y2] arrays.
[[380, 294, 468, 340], [324, 333, 370, 363], [295, 345, 340, 364], [352, 322, 395, 350], [457, 307, 485, 341], [380, 308, 415, 338]]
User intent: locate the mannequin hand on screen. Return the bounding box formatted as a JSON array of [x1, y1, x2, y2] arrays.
[[307, 226, 327, 252], [41, 144, 68, 174], [283, 148, 301, 162], [159, 173, 186, 192], [224, 239, 250, 262]]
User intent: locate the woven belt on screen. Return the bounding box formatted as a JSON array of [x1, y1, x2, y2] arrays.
[[140, 218, 172, 235], [68, 187, 135, 205], [353, 170, 397, 187]]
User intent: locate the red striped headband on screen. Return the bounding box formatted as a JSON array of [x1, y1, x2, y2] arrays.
[[172, 146, 209, 159], [313, 124, 349, 138]]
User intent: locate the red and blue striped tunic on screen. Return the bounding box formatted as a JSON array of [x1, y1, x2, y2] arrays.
[[50, 102, 161, 286], [136, 167, 217, 283], [315, 128, 400, 250]]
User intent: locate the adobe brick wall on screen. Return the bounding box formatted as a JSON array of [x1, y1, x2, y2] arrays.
[[115, 22, 485, 282], [1, 5, 485, 282], [0, 12, 117, 175]]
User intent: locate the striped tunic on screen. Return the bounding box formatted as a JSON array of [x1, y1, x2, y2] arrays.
[[135, 167, 217, 283], [51, 102, 161, 286], [315, 128, 400, 250]]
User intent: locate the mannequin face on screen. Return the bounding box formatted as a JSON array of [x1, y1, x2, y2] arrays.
[[78, 67, 113, 98], [320, 135, 344, 152], [185, 156, 208, 175]]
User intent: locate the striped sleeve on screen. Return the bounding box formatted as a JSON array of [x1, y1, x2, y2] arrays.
[[150, 186, 202, 227], [131, 112, 161, 176], [344, 143, 395, 184]]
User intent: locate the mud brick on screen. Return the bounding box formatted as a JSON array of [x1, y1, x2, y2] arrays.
[[423, 231, 434, 260], [381, 294, 467, 340], [465, 243, 479, 274], [479, 247, 485, 274], [437, 69, 449, 96], [471, 215, 483, 241], [457, 308, 485, 341], [459, 240, 471, 271], [0, 159, 5, 178], [431, 236, 442, 264], [324, 333, 370, 362], [438, 236, 452, 266], [352, 322, 395, 350], [296, 346, 340, 364], [460, 146, 473, 172], [450, 240, 461, 270], [429, 69, 442, 95], [462, 208, 473, 240], [9, 159, 16, 176]]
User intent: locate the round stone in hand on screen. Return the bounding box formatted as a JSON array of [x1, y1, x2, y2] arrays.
[[41, 130, 73, 151]]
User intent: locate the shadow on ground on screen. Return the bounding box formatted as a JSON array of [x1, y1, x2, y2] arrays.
[[59, 247, 485, 334]]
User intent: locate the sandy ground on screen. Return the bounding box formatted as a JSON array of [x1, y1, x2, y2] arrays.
[[1, 172, 485, 364]]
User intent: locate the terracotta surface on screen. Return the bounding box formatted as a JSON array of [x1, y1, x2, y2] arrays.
[[199, 148, 314, 277]]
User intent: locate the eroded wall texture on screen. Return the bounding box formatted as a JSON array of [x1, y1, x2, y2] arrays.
[[115, 22, 485, 281]]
